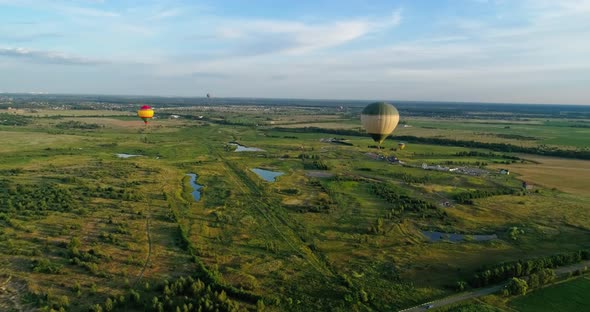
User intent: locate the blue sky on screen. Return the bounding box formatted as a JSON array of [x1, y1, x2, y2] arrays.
[[0, 0, 589, 104]]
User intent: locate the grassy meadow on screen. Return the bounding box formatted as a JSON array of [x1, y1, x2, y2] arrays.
[[0, 103, 589, 311]]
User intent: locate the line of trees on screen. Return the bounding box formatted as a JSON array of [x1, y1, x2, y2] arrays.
[[454, 188, 518, 204], [89, 275, 252, 312], [393, 135, 590, 160], [77, 185, 143, 201], [384, 172, 431, 184], [303, 160, 329, 170], [470, 249, 590, 287], [55, 120, 102, 129], [299, 154, 330, 170], [274, 126, 360, 137], [367, 182, 442, 216], [454, 151, 522, 160], [298, 153, 320, 159], [272, 127, 590, 160], [355, 169, 431, 184], [495, 133, 537, 140], [0, 113, 31, 126], [442, 160, 489, 166], [502, 268, 557, 297]]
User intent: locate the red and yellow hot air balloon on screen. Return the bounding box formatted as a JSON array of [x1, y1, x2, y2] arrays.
[[137, 105, 154, 124]]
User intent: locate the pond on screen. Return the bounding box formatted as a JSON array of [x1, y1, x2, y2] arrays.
[[229, 142, 265, 152], [116, 153, 141, 158], [251, 168, 283, 182], [306, 171, 334, 178], [422, 230, 497, 243], [186, 173, 203, 201]]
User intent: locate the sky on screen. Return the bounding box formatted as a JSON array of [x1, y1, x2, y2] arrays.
[[0, 0, 589, 104]]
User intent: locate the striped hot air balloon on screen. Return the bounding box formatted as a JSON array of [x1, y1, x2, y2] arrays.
[[360, 102, 399, 145], [137, 105, 154, 124]]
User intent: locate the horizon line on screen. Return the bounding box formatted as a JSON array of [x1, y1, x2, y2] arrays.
[[1, 92, 588, 107]]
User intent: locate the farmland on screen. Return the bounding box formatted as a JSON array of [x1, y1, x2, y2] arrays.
[[0, 95, 589, 311], [509, 277, 590, 312]]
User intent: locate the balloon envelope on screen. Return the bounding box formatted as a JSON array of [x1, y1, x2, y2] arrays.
[[137, 105, 154, 124], [360, 102, 399, 144]]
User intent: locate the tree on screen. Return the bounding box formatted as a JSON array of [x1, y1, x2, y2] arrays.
[[528, 273, 539, 289], [57, 295, 70, 308], [130, 289, 141, 303], [515, 262, 523, 276], [152, 296, 159, 310], [257, 299, 265, 312], [456, 281, 467, 291], [104, 298, 113, 312], [359, 289, 369, 302], [539, 268, 556, 285], [90, 304, 103, 312], [506, 277, 528, 296]]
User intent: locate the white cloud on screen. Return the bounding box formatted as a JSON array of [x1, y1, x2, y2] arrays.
[[151, 8, 184, 20], [215, 8, 402, 55], [0, 0, 119, 17], [525, 0, 590, 19], [0, 47, 105, 65], [59, 6, 119, 18]]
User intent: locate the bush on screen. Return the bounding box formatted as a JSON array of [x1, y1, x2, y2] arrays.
[[55, 120, 101, 129], [506, 278, 528, 296], [31, 258, 63, 274]]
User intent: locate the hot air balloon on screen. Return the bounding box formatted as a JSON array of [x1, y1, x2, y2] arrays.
[[360, 102, 399, 146], [398, 143, 406, 150], [137, 105, 154, 125]]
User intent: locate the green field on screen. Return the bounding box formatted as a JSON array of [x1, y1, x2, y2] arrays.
[[403, 118, 590, 149], [510, 277, 590, 312], [284, 116, 590, 149], [0, 101, 589, 311]]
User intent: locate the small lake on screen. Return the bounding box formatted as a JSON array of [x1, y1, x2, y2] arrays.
[[229, 142, 265, 152], [186, 173, 203, 201], [422, 231, 497, 243], [116, 153, 141, 158], [251, 168, 283, 182]]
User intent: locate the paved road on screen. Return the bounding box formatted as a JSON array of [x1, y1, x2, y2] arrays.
[[399, 260, 590, 312], [399, 284, 504, 312], [555, 260, 590, 275]]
